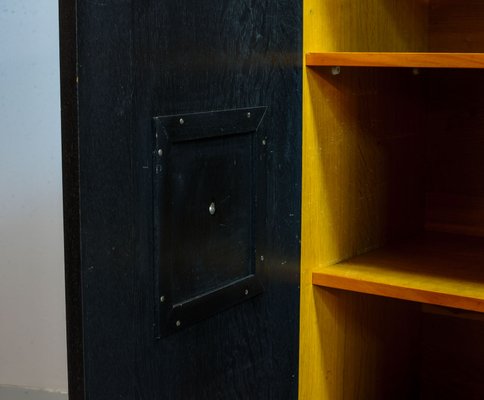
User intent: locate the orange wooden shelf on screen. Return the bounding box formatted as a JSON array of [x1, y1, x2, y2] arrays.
[[312, 232, 484, 312], [306, 52, 484, 69]]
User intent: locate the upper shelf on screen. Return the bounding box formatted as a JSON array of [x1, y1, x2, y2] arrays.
[[306, 52, 484, 69], [312, 232, 484, 313]]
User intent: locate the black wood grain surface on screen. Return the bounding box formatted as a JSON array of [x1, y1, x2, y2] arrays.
[[60, 0, 302, 398]]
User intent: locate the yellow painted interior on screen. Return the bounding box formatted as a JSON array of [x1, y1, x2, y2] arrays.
[[300, 1, 428, 398], [300, 0, 484, 398]]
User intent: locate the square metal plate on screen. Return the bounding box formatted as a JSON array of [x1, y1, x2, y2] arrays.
[[152, 107, 267, 336]]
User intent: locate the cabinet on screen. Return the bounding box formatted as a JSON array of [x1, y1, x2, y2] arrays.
[[300, 0, 484, 398]]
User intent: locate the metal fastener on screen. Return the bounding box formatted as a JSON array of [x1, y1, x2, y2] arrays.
[[179, 118, 185, 125], [176, 320, 181, 327], [209, 202, 216, 215], [244, 289, 249, 295], [260, 255, 264, 261], [160, 295, 165, 303], [331, 66, 341, 75], [157, 149, 163, 157], [247, 112, 251, 119]]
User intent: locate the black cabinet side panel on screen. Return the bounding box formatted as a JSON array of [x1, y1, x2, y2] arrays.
[[77, 0, 137, 398], [59, 0, 84, 399], [62, 0, 302, 399]]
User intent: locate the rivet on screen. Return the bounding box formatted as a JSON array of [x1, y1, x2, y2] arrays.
[[331, 66, 341, 75], [262, 139, 266, 146], [244, 289, 249, 295], [179, 118, 184, 125], [209, 202, 216, 215], [247, 112, 251, 119], [260, 255, 264, 261], [160, 295, 165, 303], [176, 320, 181, 327], [157, 148, 163, 157]]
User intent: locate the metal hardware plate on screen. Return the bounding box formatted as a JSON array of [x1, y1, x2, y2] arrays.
[[153, 107, 267, 336]]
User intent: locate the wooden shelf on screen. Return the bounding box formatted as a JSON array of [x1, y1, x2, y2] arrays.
[[306, 52, 484, 69], [312, 232, 484, 312]]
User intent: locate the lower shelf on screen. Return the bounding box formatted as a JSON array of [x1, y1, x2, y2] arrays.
[[312, 232, 484, 312]]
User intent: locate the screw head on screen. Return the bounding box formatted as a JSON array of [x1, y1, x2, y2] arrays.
[[179, 118, 185, 125], [331, 66, 341, 75], [157, 148, 163, 157], [260, 255, 264, 261], [244, 289, 249, 296], [262, 139, 266, 146], [176, 320, 181, 327], [160, 295, 165, 303], [247, 112, 251, 119], [209, 202, 216, 215]]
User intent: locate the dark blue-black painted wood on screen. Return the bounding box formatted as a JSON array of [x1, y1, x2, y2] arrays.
[[60, 0, 302, 399]]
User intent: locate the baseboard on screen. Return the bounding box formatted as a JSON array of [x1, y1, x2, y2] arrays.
[[0, 385, 68, 400]]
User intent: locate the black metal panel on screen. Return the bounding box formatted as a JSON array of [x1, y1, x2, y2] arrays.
[[167, 136, 252, 299], [153, 108, 266, 336], [61, 0, 302, 398], [156, 107, 267, 142]]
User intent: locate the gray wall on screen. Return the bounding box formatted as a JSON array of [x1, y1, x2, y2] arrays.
[[0, 0, 67, 393]]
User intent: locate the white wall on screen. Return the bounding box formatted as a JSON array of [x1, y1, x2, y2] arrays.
[[0, 0, 68, 393]]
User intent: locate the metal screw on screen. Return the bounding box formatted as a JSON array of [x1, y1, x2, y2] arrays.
[[331, 66, 341, 75], [247, 112, 251, 119], [244, 289, 249, 295], [209, 202, 216, 215], [179, 118, 184, 125], [157, 148, 163, 157], [160, 295, 165, 303], [176, 320, 181, 327], [260, 255, 264, 261], [262, 139, 266, 146]]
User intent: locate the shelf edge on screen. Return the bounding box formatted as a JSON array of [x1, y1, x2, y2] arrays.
[[312, 271, 484, 313], [306, 52, 484, 69]]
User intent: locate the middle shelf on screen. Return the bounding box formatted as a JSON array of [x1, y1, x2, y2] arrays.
[[306, 52, 484, 69], [312, 232, 484, 312]]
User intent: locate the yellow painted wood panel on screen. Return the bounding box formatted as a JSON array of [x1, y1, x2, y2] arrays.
[[306, 52, 484, 69], [313, 233, 484, 313], [303, 288, 422, 399], [425, 69, 484, 239], [301, 1, 484, 399], [301, 1, 429, 398], [420, 312, 484, 398], [305, 0, 428, 53], [426, 193, 484, 237], [430, 0, 484, 52]]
